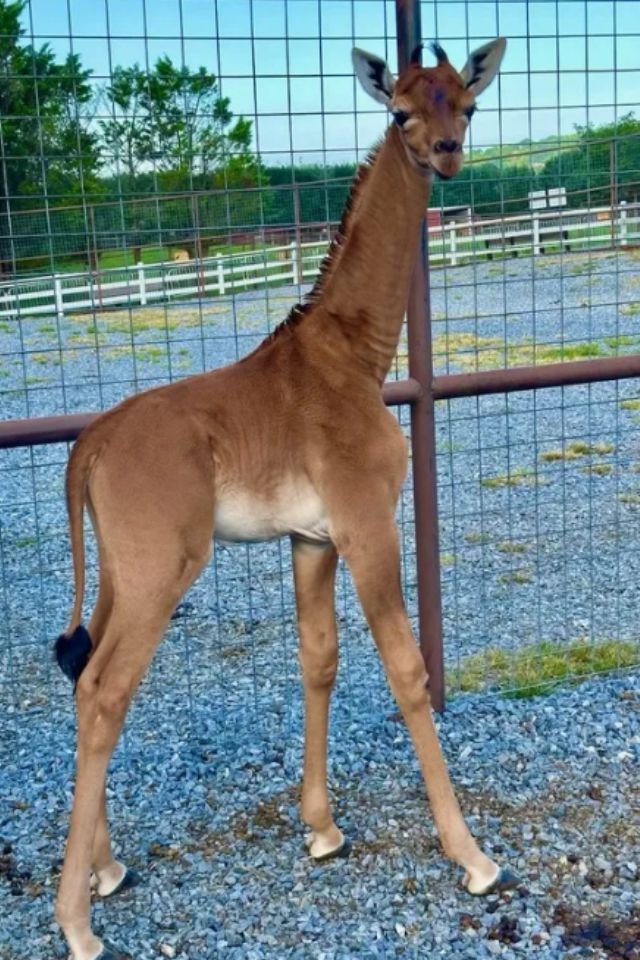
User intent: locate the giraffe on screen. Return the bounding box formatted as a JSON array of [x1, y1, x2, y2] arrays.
[[54, 39, 512, 960]]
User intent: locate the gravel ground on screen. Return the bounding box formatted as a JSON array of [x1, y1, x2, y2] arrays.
[[1, 249, 639, 957], [1, 673, 638, 959]]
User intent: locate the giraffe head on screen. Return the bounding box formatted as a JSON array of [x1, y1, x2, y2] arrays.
[[353, 38, 506, 180]]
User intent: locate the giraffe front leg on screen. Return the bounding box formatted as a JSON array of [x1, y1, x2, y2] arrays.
[[89, 790, 140, 899], [341, 513, 519, 895], [292, 539, 348, 861]]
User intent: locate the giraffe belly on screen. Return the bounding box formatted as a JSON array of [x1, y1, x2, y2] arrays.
[[214, 481, 331, 545]]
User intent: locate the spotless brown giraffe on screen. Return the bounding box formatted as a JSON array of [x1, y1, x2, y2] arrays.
[[54, 39, 513, 960]]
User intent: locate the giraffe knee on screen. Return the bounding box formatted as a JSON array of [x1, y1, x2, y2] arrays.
[[96, 681, 132, 725], [387, 648, 429, 712], [299, 629, 338, 688]]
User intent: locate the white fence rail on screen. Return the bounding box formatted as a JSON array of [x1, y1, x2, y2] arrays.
[[1, 203, 638, 321]]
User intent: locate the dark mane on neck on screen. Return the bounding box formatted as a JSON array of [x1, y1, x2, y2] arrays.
[[253, 141, 382, 352]]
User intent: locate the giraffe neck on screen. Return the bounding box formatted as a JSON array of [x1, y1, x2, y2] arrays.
[[315, 124, 432, 383]]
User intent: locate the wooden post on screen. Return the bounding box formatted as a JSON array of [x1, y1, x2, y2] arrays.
[[54, 275, 64, 320], [619, 200, 628, 247], [88, 205, 99, 272], [449, 223, 458, 267], [138, 262, 147, 306], [292, 184, 303, 284], [610, 140, 618, 249], [290, 240, 301, 284], [216, 253, 226, 295], [532, 212, 541, 257]]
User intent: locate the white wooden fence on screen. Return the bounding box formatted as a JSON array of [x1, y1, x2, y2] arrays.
[[1, 202, 638, 321]]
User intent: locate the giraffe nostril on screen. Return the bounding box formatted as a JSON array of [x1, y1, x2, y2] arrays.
[[434, 139, 460, 154]]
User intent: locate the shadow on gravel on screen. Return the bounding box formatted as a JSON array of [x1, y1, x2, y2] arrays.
[[553, 903, 640, 959]]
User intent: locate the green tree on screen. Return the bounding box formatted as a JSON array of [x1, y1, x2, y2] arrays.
[[0, 0, 101, 270], [431, 161, 536, 216], [539, 114, 640, 208], [99, 57, 259, 254], [100, 57, 255, 188]]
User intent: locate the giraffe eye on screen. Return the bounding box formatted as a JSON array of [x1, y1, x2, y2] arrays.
[[393, 110, 410, 127], [464, 104, 477, 121]]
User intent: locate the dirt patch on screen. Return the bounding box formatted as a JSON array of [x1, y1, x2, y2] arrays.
[[553, 903, 640, 959], [0, 843, 33, 897]]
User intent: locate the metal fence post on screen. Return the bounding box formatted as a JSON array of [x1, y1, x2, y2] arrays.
[[396, 0, 445, 711]]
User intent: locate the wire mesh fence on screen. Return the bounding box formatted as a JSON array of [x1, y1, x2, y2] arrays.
[[1, 0, 640, 763]]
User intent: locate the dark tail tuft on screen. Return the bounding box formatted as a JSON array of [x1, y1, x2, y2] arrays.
[[54, 625, 92, 685]]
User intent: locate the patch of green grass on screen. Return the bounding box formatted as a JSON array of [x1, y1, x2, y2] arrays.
[[499, 568, 532, 585], [620, 398, 640, 411], [541, 440, 615, 462], [72, 305, 219, 338], [604, 335, 639, 352], [496, 540, 529, 554], [440, 553, 456, 567], [582, 463, 613, 477], [621, 301, 640, 316], [436, 440, 464, 454], [30, 352, 60, 366], [0, 322, 9, 333], [431, 332, 617, 374], [37, 323, 56, 335], [15, 536, 37, 549], [592, 441, 615, 455], [619, 492, 640, 506], [540, 342, 604, 361], [481, 468, 540, 489], [134, 345, 167, 362], [464, 531, 492, 545], [449, 638, 640, 698]]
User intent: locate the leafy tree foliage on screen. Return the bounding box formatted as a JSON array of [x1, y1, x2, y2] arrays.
[[0, 0, 101, 267], [539, 114, 640, 208], [100, 57, 255, 188]]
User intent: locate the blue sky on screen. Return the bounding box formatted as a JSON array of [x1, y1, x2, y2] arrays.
[[19, 0, 640, 164]]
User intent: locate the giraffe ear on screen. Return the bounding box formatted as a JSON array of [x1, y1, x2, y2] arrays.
[[352, 48, 395, 106], [459, 37, 506, 95]]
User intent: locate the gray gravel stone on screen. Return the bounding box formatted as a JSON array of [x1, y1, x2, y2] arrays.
[[1, 258, 640, 958]]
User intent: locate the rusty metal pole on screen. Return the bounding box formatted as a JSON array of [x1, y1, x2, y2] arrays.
[[396, 0, 445, 710]]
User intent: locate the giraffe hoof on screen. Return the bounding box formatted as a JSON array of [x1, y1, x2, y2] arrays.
[[83, 944, 126, 960], [466, 866, 520, 897], [92, 866, 141, 899], [105, 867, 140, 897], [310, 838, 352, 863]]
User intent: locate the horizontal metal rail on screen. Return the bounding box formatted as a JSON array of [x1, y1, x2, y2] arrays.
[[4, 352, 640, 451], [432, 353, 640, 399]]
